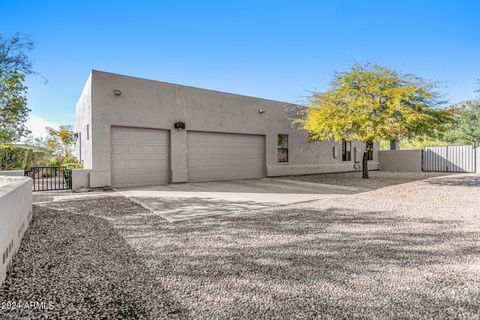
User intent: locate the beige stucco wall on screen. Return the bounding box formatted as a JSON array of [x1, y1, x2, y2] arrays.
[[77, 70, 379, 187], [0, 170, 25, 177], [476, 148, 480, 173], [71, 169, 91, 191], [379, 150, 423, 172], [0, 176, 32, 285], [75, 73, 93, 169]]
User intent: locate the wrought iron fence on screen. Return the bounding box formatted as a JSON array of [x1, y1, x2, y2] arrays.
[[24, 166, 72, 191]]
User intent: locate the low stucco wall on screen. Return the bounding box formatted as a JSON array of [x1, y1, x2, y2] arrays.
[[267, 161, 380, 176], [72, 169, 91, 191], [379, 150, 423, 172], [476, 148, 480, 173], [0, 170, 25, 177], [0, 176, 32, 285]]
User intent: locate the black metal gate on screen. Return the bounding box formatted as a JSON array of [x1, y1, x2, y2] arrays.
[[25, 166, 72, 191]]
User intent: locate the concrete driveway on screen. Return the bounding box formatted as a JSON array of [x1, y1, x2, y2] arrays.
[[115, 178, 366, 221]]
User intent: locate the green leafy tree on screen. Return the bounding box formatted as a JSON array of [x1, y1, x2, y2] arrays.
[[0, 33, 42, 144], [303, 63, 452, 178], [23, 135, 48, 149], [0, 70, 30, 143], [445, 100, 480, 147], [46, 125, 76, 160]]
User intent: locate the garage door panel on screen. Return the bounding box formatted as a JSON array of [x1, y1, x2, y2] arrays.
[[187, 131, 264, 182], [112, 143, 127, 155], [111, 129, 128, 140], [111, 127, 169, 187]]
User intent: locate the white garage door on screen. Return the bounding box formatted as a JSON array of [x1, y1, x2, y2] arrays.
[[111, 127, 169, 187], [187, 131, 265, 182]]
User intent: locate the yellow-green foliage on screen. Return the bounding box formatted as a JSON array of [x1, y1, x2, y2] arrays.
[[304, 63, 453, 144], [0, 145, 33, 170], [379, 138, 450, 150]]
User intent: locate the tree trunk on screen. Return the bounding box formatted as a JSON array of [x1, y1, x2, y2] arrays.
[[362, 141, 373, 179]]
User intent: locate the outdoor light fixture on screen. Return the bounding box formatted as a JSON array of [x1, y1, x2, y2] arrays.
[[259, 109, 266, 114], [174, 121, 186, 130], [113, 89, 122, 96]]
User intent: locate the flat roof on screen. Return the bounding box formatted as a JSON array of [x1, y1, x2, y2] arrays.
[[91, 69, 305, 107]]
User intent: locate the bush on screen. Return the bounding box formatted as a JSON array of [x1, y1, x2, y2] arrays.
[[32, 150, 52, 166], [0, 145, 33, 170], [48, 157, 60, 167], [22, 148, 33, 170], [62, 162, 83, 187], [63, 162, 83, 170], [63, 156, 79, 164]]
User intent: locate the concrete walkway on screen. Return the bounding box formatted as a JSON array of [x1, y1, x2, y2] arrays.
[[116, 178, 367, 222]]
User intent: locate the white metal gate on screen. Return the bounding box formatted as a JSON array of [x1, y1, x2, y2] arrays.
[[423, 145, 476, 172]]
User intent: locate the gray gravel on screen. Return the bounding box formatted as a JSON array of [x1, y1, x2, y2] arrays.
[[0, 197, 186, 319], [2, 173, 480, 319], [282, 170, 453, 190]]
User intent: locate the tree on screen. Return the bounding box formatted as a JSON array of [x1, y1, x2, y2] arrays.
[[303, 63, 452, 179], [23, 135, 48, 149], [445, 100, 480, 147], [46, 125, 76, 159], [0, 33, 41, 144], [0, 33, 36, 76], [0, 70, 30, 143]]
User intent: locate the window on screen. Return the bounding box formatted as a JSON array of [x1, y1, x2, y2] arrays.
[[87, 124, 90, 141], [341, 140, 351, 161], [78, 132, 82, 162], [278, 134, 288, 162], [332, 146, 337, 158], [368, 148, 374, 161]]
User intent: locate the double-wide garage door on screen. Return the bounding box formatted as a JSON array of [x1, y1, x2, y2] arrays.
[[111, 127, 265, 187], [187, 131, 265, 182]]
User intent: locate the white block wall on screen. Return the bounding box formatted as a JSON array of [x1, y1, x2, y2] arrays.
[[0, 176, 32, 285]]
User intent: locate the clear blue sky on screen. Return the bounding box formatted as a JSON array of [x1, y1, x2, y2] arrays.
[[2, 0, 479, 135]]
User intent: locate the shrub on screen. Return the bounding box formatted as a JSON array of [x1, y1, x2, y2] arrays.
[[32, 150, 52, 166], [63, 162, 83, 170], [48, 157, 60, 167], [22, 148, 33, 170], [0, 145, 33, 170], [63, 156, 79, 164], [62, 162, 83, 187]]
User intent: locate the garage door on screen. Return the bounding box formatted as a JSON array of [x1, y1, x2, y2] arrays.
[[111, 127, 169, 187], [187, 131, 265, 182]]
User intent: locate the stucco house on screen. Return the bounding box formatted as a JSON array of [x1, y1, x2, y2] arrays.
[[75, 70, 379, 188]]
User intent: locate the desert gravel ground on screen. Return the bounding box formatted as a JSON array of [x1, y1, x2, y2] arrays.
[[1, 172, 480, 319], [0, 199, 187, 319], [283, 171, 453, 190]]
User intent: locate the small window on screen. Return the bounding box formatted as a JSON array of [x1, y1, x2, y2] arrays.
[[341, 140, 351, 161], [87, 124, 89, 141], [78, 132, 82, 162], [368, 148, 374, 161], [332, 146, 337, 158], [278, 134, 288, 163]]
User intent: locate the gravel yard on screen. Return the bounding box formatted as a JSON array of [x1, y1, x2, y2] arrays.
[[0, 198, 186, 319], [1, 172, 480, 319], [283, 170, 453, 189]]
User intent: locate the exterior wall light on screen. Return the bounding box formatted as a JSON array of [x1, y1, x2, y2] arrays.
[[259, 109, 265, 114], [174, 121, 186, 130], [113, 89, 122, 96]]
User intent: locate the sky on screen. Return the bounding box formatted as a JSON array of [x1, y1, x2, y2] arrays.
[[1, 0, 479, 137]]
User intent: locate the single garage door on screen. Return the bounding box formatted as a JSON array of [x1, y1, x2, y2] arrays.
[[111, 127, 169, 187], [187, 131, 265, 182]]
